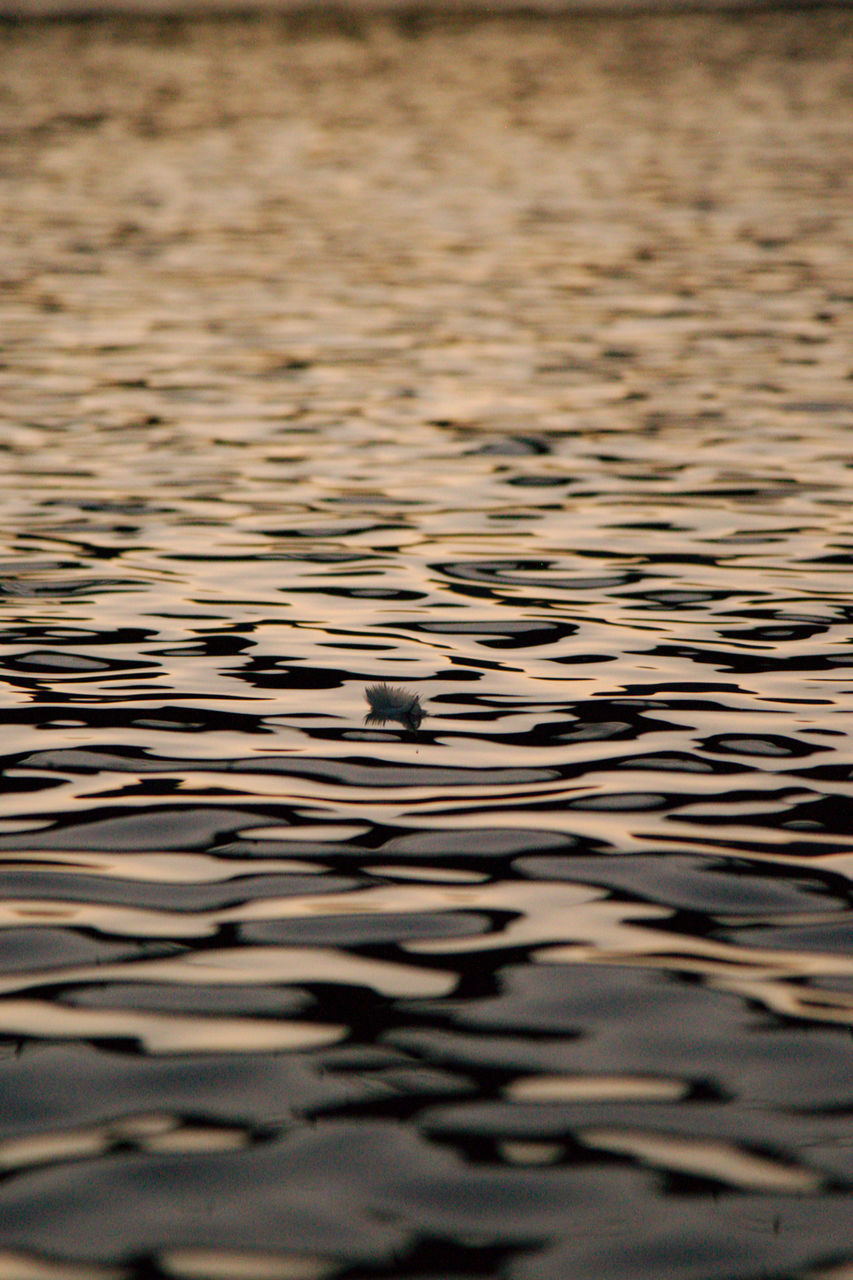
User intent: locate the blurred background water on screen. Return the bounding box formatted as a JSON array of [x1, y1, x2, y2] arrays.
[[0, 8, 852, 1279]]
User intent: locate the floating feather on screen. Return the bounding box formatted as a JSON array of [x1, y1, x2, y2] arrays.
[[364, 683, 424, 729]]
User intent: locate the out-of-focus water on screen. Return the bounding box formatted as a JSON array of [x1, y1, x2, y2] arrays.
[[1, 11, 852, 1280]]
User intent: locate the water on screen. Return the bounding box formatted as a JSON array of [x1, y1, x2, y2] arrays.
[[1, 10, 852, 1280]]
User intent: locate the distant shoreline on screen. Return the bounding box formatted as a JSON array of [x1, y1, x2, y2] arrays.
[[1, 0, 845, 20]]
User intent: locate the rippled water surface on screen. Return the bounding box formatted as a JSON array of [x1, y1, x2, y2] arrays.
[[1, 10, 853, 1280]]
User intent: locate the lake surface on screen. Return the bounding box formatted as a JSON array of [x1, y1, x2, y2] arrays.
[[1, 10, 852, 1279]]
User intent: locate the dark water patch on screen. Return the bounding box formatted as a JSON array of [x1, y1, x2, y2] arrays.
[[385, 619, 579, 649], [65, 982, 312, 1017], [0, 927, 134, 972], [0, 806, 277, 851], [10, 746, 560, 789], [0, 570, 141, 598], [0, 867, 357, 912], [514, 853, 841, 915], [376, 830, 575, 859], [716, 621, 833, 643], [434, 560, 640, 597], [702, 733, 820, 759], [641, 641, 853, 675], [238, 909, 488, 948]]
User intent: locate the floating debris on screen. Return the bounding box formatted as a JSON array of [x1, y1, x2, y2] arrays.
[[364, 683, 424, 729]]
